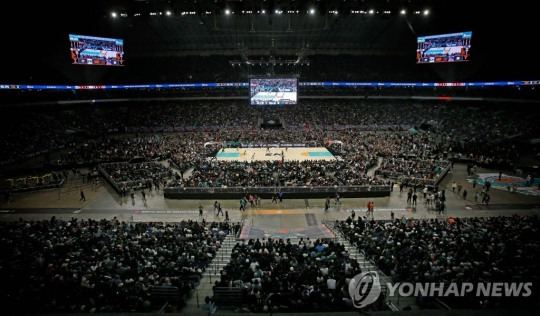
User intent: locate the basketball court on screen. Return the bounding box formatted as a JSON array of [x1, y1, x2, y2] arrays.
[[469, 173, 540, 196], [215, 147, 336, 162]]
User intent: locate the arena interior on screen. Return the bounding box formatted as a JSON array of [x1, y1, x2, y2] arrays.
[[0, 0, 539, 315]]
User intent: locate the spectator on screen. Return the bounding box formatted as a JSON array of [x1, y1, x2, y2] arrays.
[[202, 296, 216, 315]]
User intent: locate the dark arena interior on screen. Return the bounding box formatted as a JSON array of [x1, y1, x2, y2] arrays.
[[1, 0, 540, 315]]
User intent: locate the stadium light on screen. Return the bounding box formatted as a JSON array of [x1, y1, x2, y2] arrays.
[[225, 9, 230, 15], [111, 12, 117, 18], [424, 10, 430, 16], [400, 9, 406, 15]]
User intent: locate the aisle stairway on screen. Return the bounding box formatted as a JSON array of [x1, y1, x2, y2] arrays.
[[326, 222, 420, 311], [367, 156, 384, 177], [181, 233, 237, 314]]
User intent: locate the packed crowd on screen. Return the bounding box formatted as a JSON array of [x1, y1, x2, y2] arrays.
[[58, 135, 183, 166], [215, 238, 367, 312], [46, 125, 448, 189], [0, 218, 235, 312], [2, 101, 535, 185], [377, 157, 447, 184], [100, 162, 172, 191], [1, 102, 258, 166], [338, 215, 540, 308], [174, 160, 385, 188], [306, 101, 432, 129], [362, 132, 448, 185]]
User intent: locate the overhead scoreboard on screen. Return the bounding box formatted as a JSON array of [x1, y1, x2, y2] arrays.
[[417, 31, 472, 63], [250, 78, 298, 105], [69, 34, 124, 66]]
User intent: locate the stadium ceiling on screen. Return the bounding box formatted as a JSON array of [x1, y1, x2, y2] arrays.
[[105, 0, 437, 15], [62, 0, 487, 57]]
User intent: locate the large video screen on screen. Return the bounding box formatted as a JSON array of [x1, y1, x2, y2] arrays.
[[417, 31, 472, 64], [250, 78, 298, 105], [69, 34, 124, 66]]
